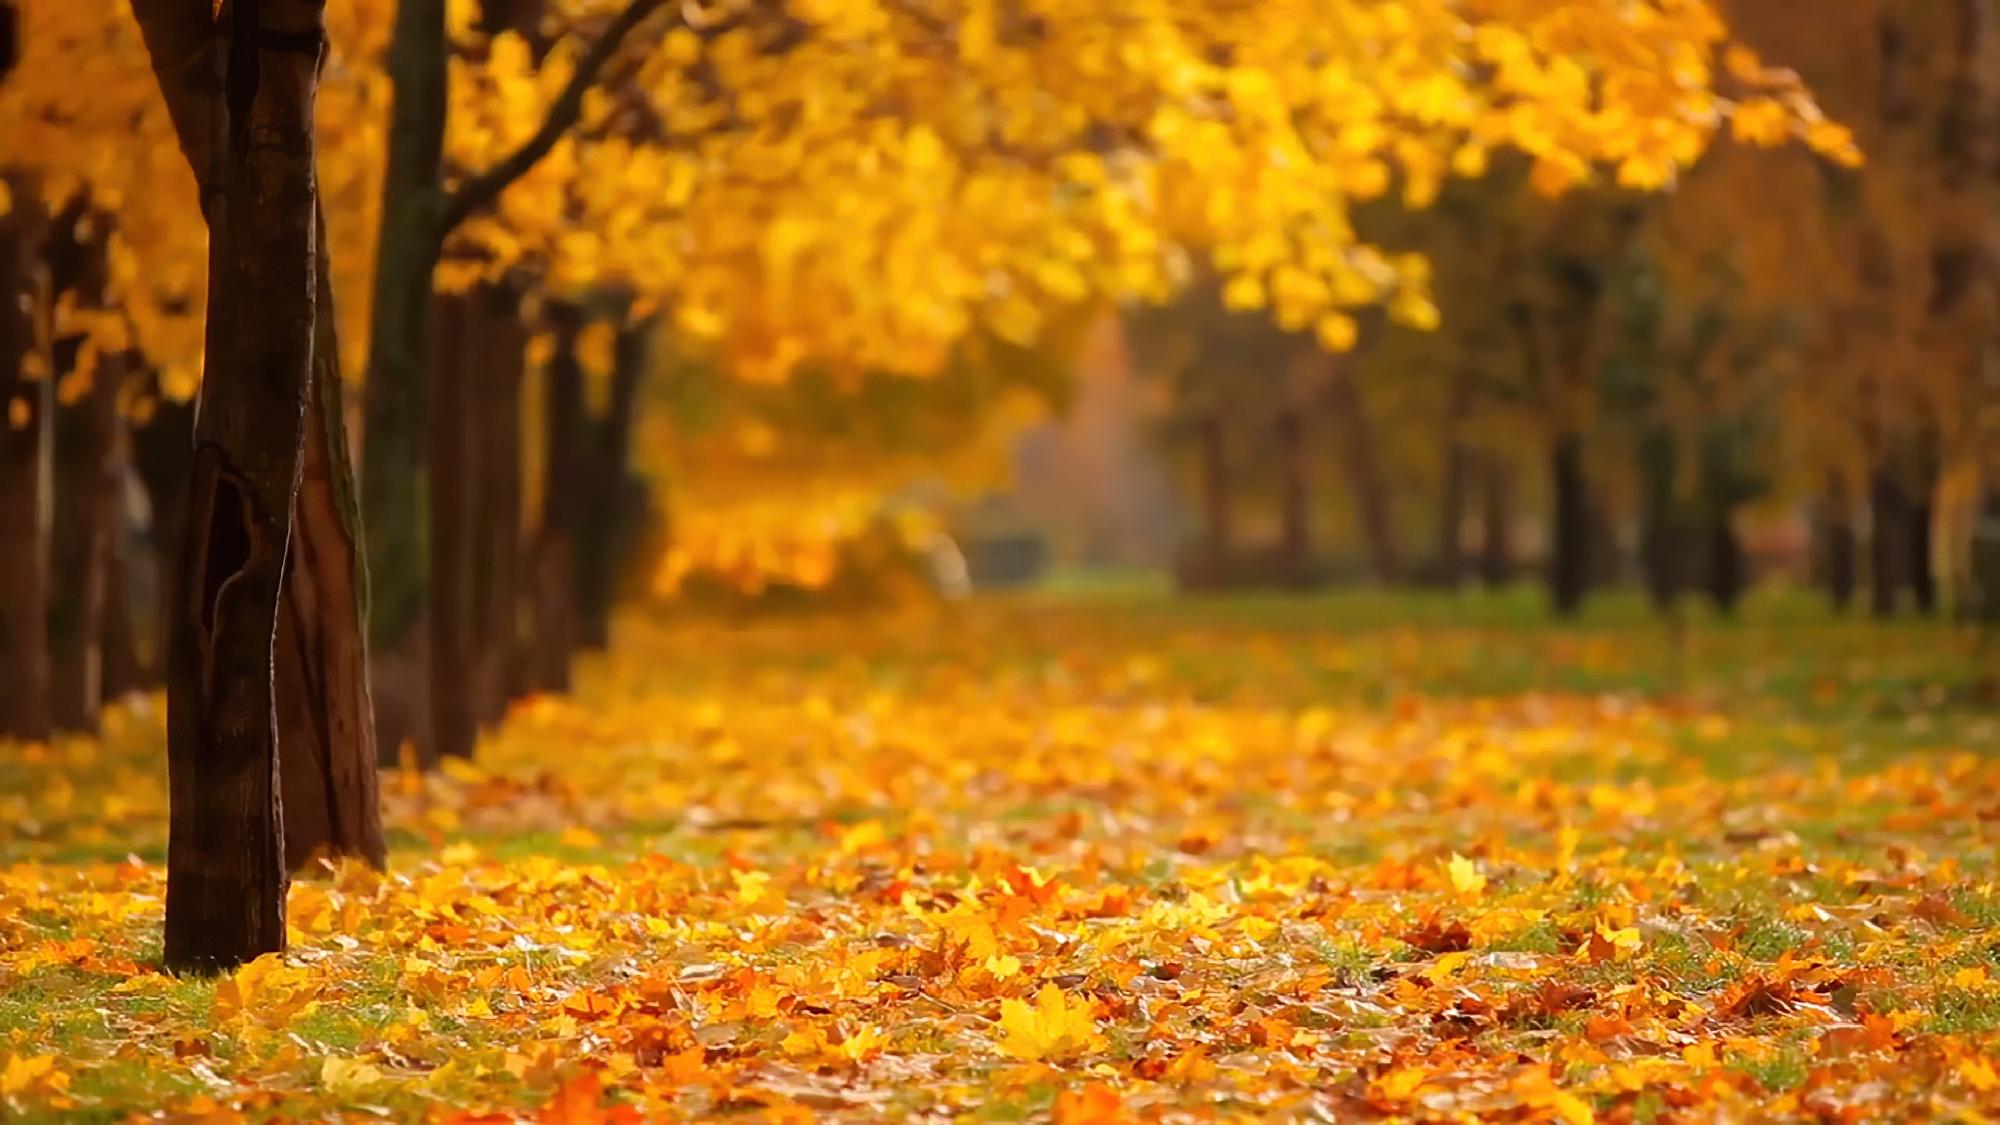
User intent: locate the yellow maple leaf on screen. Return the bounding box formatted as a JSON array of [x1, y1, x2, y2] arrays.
[[997, 984, 1104, 1061], [1446, 853, 1487, 896]]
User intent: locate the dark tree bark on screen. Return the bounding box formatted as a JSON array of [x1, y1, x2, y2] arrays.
[[469, 284, 525, 722], [1637, 430, 1684, 612], [529, 303, 585, 693], [0, 175, 52, 740], [1549, 432, 1591, 617], [1478, 452, 1516, 589], [149, 0, 325, 973], [1705, 506, 1747, 615], [573, 315, 649, 649], [1273, 408, 1310, 584], [101, 501, 146, 699], [428, 290, 477, 761], [1325, 364, 1400, 585]]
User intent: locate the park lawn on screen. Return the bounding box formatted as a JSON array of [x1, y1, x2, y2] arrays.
[[1, 590, 1996, 1121]]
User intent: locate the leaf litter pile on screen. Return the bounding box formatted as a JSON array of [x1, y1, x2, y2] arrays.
[[2, 598, 1997, 1121]]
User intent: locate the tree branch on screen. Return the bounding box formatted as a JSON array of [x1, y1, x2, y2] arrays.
[[438, 0, 670, 237]]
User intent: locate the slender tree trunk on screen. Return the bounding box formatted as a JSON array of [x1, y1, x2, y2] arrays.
[[47, 218, 123, 733], [49, 358, 120, 732], [133, 392, 195, 676], [1908, 436, 1940, 616], [0, 176, 52, 740], [1326, 365, 1400, 585], [361, 0, 448, 765], [428, 290, 477, 761], [1706, 504, 1747, 615], [1433, 382, 1472, 589], [470, 284, 525, 723], [1478, 451, 1516, 589], [1869, 461, 1909, 619], [156, 0, 325, 973], [1274, 408, 1310, 584], [274, 222, 385, 871], [101, 502, 145, 698], [529, 303, 585, 693], [1549, 431, 1591, 617], [1198, 410, 1231, 559], [1637, 432, 1681, 612], [1817, 476, 1859, 612], [573, 316, 649, 649]]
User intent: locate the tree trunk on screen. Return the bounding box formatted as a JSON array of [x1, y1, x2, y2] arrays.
[[1706, 504, 1747, 615], [1478, 451, 1516, 589], [528, 303, 585, 694], [1198, 410, 1231, 559], [470, 284, 525, 724], [49, 358, 120, 732], [0, 176, 51, 740], [1869, 461, 1909, 619], [1908, 438, 1940, 616], [1433, 383, 1472, 589], [1549, 431, 1591, 617], [1637, 430, 1684, 612], [133, 392, 194, 676], [361, 0, 448, 764], [274, 223, 385, 871], [47, 219, 123, 733], [1326, 365, 1400, 585], [101, 498, 146, 698], [1274, 409, 1310, 584], [573, 315, 648, 650], [428, 290, 477, 761], [1817, 477, 1859, 613], [159, 0, 324, 974]]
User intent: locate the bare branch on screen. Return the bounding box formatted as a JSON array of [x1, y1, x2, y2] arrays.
[[438, 0, 670, 237]]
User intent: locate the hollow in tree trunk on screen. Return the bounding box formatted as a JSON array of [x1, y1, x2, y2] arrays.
[[0, 177, 51, 740], [156, 0, 324, 973], [1548, 431, 1591, 617]]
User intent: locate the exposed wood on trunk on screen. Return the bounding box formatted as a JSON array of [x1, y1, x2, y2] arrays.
[[153, 0, 325, 973], [275, 224, 385, 871], [0, 175, 52, 740]]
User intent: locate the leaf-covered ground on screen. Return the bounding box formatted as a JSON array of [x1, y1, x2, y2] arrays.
[[2, 592, 1996, 1122]]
